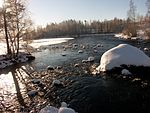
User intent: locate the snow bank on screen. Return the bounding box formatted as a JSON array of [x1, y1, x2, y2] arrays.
[[29, 38, 74, 48], [97, 44, 150, 72], [114, 33, 131, 39], [0, 42, 7, 55]]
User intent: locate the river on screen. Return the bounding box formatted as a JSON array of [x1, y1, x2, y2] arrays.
[[0, 34, 150, 113]]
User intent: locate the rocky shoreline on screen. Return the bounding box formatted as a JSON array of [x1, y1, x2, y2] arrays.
[[11, 58, 150, 113], [0, 52, 35, 69]]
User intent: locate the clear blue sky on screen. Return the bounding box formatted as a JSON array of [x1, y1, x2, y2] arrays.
[[28, 0, 147, 26]]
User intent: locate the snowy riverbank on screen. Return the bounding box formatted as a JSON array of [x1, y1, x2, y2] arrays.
[[114, 30, 150, 40], [0, 37, 74, 69]]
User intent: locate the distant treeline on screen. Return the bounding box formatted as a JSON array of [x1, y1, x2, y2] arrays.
[[28, 16, 150, 40], [30, 18, 128, 39]]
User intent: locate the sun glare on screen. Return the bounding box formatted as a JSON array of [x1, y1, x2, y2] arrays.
[[0, 0, 3, 7]]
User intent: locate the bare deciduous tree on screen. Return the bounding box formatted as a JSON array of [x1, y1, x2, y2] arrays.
[[0, 0, 32, 57], [126, 0, 137, 37]]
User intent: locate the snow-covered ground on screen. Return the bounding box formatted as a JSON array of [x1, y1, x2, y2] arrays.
[[0, 38, 74, 69], [114, 33, 131, 39], [0, 38, 74, 55], [96, 44, 150, 72], [29, 38, 74, 48], [114, 30, 149, 40], [0, 42, 7, 55]]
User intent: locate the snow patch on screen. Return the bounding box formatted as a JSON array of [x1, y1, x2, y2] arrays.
[[29, 38, 74, 48], [97, 44, 150, 72]]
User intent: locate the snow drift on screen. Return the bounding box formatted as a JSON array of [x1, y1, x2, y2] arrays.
[[97, 44, 150, 72]]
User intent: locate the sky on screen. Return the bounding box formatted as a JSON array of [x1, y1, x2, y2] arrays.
[[28, 0, 147, 27]]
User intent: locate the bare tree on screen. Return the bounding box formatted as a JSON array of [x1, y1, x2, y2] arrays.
[[127, 0, 137, 22], [146, 0, 150, 18], [0, 0, 32, 57], [127, 0, 137, 37], [0, 4, 11, 55]]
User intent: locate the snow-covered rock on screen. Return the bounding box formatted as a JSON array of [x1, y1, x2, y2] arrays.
[[121, 69, 132, 76], [78, 50, 84, 53], [82, 60, 88, 63], [39, 106, 58, 113], [96, 44, 150, 72], [47, 65, 55, 70], [96, 43, 103, 47], [87, 56, 95, 62], [58, 107, 76, 113], [144, 48, 149, 51], [52, 79, 62, 86], [39, 102, 76, 113], [61, 53, 67, 56], [73, 44, 78, 48], [59, 102, 75, 113], [94, 50, 98, 53], [61, 102, 68, 107], [56, 66, 62, 70], [0, 53, 35, 69], [74, 63, 79, 67]]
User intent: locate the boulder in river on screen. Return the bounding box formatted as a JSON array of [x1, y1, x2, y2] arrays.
[[97, 44, 150, 72]]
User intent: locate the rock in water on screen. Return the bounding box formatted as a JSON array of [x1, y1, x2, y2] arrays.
[[78, 50, 84, 53], [47, 65, 55, 70], [97, 44, 150, 72], [61, 102, 68, 107], [39, 106, 58, 113], [58, 107, 76, 113], [26, 55, 35, 61], [52, 79, 63, 87], [121, 69, 132, 76], [87, 56, 95, 62]]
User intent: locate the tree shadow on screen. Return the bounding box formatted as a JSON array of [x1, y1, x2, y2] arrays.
[[0, 65, 35, 112]]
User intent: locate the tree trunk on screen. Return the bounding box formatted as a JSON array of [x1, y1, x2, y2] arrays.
[[3, 11, 11, 55]]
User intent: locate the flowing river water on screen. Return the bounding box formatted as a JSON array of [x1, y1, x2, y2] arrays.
[[0, 34, 150, 113]]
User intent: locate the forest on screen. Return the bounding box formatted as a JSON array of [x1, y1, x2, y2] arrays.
[[30, 0, 150, 40]]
